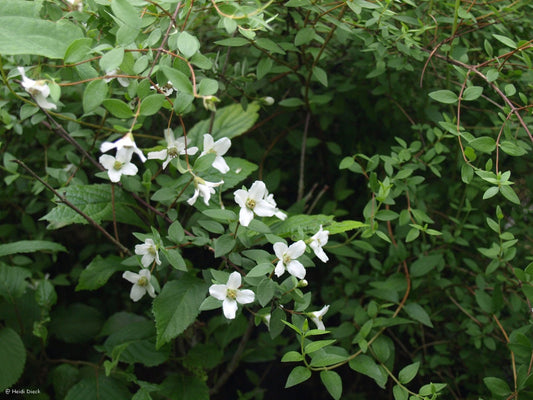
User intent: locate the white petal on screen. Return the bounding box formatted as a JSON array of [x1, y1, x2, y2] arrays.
[[34, 94, 57, 110], [107, 168, 122, 182], [274, 260, 285, 277], [99, 154, 115, 169], [222, 298, 238, 319], [100, 141, 116, 153], [226, 271, 242, 290], [236, 289, 255, 305], [198, 183, 214, 205], [313, 246, 329, 263], [120, 162, 138, 177], [146, 283, 156, 298], [287, 260, 306, 279], [122, 271, 140, 284], [311, 316, 325, 331], [287, 240, 306, 259], [141, 253, 154, 268], [209, 284, 227, 301], [202, 134, 215, 153], [275, 210, 287, 220], [273, 242, 288, 259], [135, 243, 149, 255], [212, 156, 230, 174], [130, 284, 146, 302], [234, 190, 248, 208], [253, 200, 277, 217], [212, 137, 231, 155], [187, 188, 199, 205], [248, 181, 267, 200], [147, 149, 168, 161], [239, 207, 254, 227]]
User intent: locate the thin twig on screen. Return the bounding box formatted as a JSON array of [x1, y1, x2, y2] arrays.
[[297, 112, 311, 202]]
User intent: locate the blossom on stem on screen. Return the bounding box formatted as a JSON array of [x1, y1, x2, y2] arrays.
[[309, 305, 330, 330], [135, 238, 161, 268], [100, 132, 146, 162], [200, 134, 231, 174], [187, 176, 224, 206], [122, 269, 156, 302], [17, 67, 57, 110], [234, 181, 277, 227], [99, 147, 138, 182], [273, 240, 307, 279], [147, 128, 198, 169], [209, 271, 255, 319], [309, 225, 329, 262], [104, 69, 130, 87], [264, 192, 287, 220], [150, 81, 175, 96]]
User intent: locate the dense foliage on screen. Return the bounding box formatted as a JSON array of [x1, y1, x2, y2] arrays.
[[1, 0, 533, 399]]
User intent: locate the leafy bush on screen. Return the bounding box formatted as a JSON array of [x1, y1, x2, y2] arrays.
[[1, 0, 533, 399]]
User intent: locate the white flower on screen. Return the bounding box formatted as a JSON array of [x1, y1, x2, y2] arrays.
[[105, 69, 130, 87], [309, 225, 329, 262], [150, 81, 175, 96], [264, 192, 287, 220], [100, 132, 146, 162], [234, 181, 278, 227], [200, 134, 231, 174], [122, 269, 156, 302], [67, 0, 83, 11], [264, 313, 271, 329], [134, 238, 161, 268], [17, 67, 57, 110], [309, 305, 330, 330], [209, 271, 255, 319], [147, 128, 198, 169], [273, 240, 307, 279], [99, 147, 138, 182], [187, 176, 223, 206]]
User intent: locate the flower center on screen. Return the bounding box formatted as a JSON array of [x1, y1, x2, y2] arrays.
[[167, 146, 179, 158], [282, 253, 292, 264], [138, 276, 149, 286], [113, 160, 123, 170], [226, 288, 238, 299], [148, 246, 157, 255], [246, 198, 256, 210]]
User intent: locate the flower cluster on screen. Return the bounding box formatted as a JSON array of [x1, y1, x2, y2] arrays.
[[122, 238, 161, 301], [18, 67, 57, 110], [234, 180, 286, 227]]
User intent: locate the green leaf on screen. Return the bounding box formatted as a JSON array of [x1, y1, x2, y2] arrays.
[[247, 262, 274, 278], [393, 385, 409, 400], [320, 370, 342, 400], [398, 361, 420, 384], [305, 339, 336, 354], [163, 249, 187, 271], [65, 38, 93, 64], [404, 303, 433, 327], [187, 103, 260, 142], [295, 27, 315, 46], [111, 0, 142, 28], [281, 351, 304, 362], [49, 303, 104, 343], [83, 79, 108, 113], [140, 94, 166, 116], [215, 37, 249, 47], [153, 275, 207, 348], [461, 163, 473, 183], [256, 278, 277, 306], [178, 31, 200, 59], [312, 66, 328, 87], [0, 328, 26, 392], [76, 255, 127, 291], [255, 38, 285, 54], [213, 234, 236, 257], [349, 355, 388, 388], [483, 186, 499, 200], [100, 47, 125, 73], [326, 220, 366, 235], [162, 66, 193, 94], [198, 78, 219, 96], [375, 210, 399, 221], [0, 240, 66, 257], [462, 86, 483, 101], [499, 140, 527, 156], [469, 136, 495, 153], [279, 97, 305, 107], [65, 376, 131, 400], [492, 34, 516, 48], [41, 184, 145, 229], [484, 377, 511, 396], [0, 265, 31, 301], [103, 99, 134, 118], [256, 57, 273, 79], [285, 366, 312, 388], [428, 90, 458, 104], [0, 15, 83, 59], [500, 185, 520, 204]]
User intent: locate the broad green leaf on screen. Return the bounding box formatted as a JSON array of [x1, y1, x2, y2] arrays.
[[282, 351, 305, 362], [285, 366, 312, 388], [0, 265, 32, 301], [256, 57, 273, 79], [320, 370, 342, 400], [198, 78, 219, 96], [49, 303, 104, 343], [257, 277, 277, 307], [140, 94, 166, 116], [65, 38, 93, 64], [305, 339, 336, 354], [279, 97, 305, 107], [349, 355, 388, 388], [159, 373, 209, 400], [482, 186, 499, 200], [214, 234, 236, 257], [500, 185, 520, 204], [393, 385, 409, 400], [153, 275, 207, 348], [0, 240, 66, 257], [500, 140, 527, 156], [398, 361, 420, 384], [178, 31, 200, 59], [65, 376, 131, 400], [492, 34, 516, 48], [215, 37, 249, 47], [404, 303, 433, 327], [162, 66, 193, 94], [163, 248, 187, 271], [274, 214, 334, 237], [484, 377, 511, 396], [312, 66, 328, 87], [462, 86, 483, 101], [247, 262, 274, 278], [41, 184, 145, 229], [461, 163, 473, 183], [469, 136, 495, 153], [103, 99, 134, 118], [326, 220, 366, 235], [428, 90, 458, 104], [76, 255, 128, 291], [100, 47, 125, 73], [0, 328, 26, 392], [202, 208, 237, 223], [111, 0, 142, 28], [0, 16, 83, 59], [83, 79, 108, 113], [187, 103, 260, 142], [295, 27, 315, 46]]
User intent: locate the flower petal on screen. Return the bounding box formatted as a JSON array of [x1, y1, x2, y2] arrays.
[[248, 181, 267, 200], [213, 137, 231, 155], [209, 284, 227, 301], [147, 149, 168, 161], [187, 188, 199, 205], [288, 240, 306, 258], [236, 289, 255, 305], [234, 189, 248, 208], [274, 260, 285, 277], [252, 199, 277, 217], [239, 207, 254, 227], [226, 271, 242, 289], [122, 271, 139, 284], [287, 260, 306, 279], [273, 242, 288, 259], [130, 284, 146, 302], [222, 298, 238, 319], [120, 162, 138, 177], [212, 156, 230, 174]]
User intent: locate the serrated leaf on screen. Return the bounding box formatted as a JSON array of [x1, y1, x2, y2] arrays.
[[428, 90, 458, 104], [153, 275, 207, 348], [320, 370, 342, 400], [285, 366, 311, 388], [0, 328, 26, 392], [76, 255, 127, 291], [0, 240, 67, 257]]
